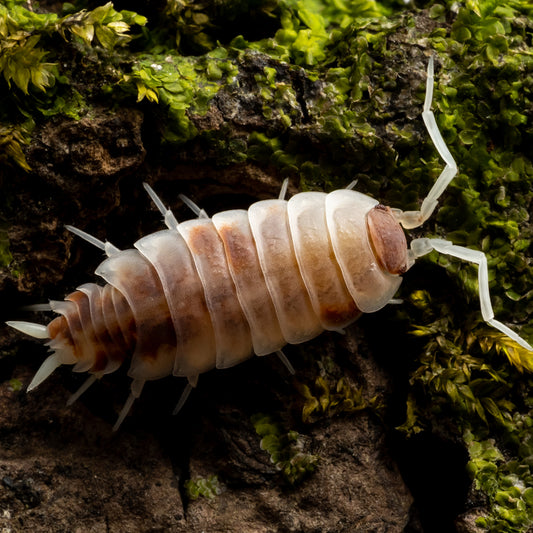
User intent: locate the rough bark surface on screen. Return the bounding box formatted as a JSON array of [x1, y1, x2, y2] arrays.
[[4, 4, 529, 532]]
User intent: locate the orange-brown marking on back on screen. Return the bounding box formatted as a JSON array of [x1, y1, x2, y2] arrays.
[[64, 291, 85, 338], [48, 315, 76, 355], [90, 349, 108, 372], [48, 287, 135, 372], [48, 315, 68, 341], [216, 225, 252, 274], [187, 224, 220, 256], [367, 205, 408, 275], [320, 301, 362, 328]]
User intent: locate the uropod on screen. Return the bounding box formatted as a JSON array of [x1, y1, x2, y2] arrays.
[[7, 57, 533, 431]]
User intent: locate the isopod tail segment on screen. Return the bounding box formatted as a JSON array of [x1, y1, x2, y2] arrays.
[[6, 55, 533, 432]]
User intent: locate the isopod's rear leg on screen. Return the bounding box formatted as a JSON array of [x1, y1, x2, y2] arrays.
[[276, 350, 295, 375], [172, 374, 199, 416], [113, 378, 146, 431], [394, 56, 458, 230], [410, 238, 533, 351], [67, 374, 100, 406], [4, 322, 72, 390]]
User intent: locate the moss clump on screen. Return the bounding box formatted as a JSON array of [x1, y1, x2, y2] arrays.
[[0, 224, 13, 269], [124, 47, 239, 143], [184, 475, 221, 500], [8, 378, 23, 393], [0, 124, 31, 171], [252, 413, 319, 484], [466, 418, 533, 532], [297, 376, 375, 423], [0, 1, 147, 169]]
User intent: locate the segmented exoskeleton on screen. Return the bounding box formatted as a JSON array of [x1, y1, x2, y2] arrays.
[[7, 57, 532, 430]]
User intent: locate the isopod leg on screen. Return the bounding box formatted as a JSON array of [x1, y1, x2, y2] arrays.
[[394, 56, 458, 230], [66, 225, 120, 257], [113, 378, 145, 431], [387, 298, 403, 305], [278, 178, 289, 200], [172, 375, 199, 415], [276, 350, 295, 375], [172, 383, 193, 415], [410, 237, 533, 351], [178, 194, 209, 219], [142, 182, 179, 230], [67, 373, 100, 406]]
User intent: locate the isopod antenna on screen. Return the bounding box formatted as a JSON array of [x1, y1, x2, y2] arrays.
[[393, 56, 458, 230]]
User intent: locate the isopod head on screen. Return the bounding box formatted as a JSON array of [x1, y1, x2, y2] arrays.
[[367, 205, 409, 276]]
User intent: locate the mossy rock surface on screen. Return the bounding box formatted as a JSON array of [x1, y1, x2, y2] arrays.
[[1, 1, 533, 531]]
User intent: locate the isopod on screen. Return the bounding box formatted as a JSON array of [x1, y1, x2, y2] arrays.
[[7, 57, 532, 430]]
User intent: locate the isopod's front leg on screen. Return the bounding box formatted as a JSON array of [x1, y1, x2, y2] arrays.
[[394, 56, 458, 230], [410, 238, 533, 352]]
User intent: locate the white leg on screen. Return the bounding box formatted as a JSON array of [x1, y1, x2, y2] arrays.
[[66, 225, 120, 256], [178, 194, 209, 219], [394, 56, 458, 229], [387, 299, 404, 305], [113, 378, 145, 431], [172, 374, 198, 415], [278, 178, 289, 200], [67, 374, 99, 405], [172, 382, 193, 415], [143, 182, 179, 230], [410, 238, 533, 351], [276, 350, 295, 375]]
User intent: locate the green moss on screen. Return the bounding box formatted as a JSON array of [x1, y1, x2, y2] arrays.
[[466, 421, 533, 532], [251, 413, 319, 484], [297, 375, 375, 423], [0, 1, 147, 169], [184, 475, 221, 500], [124, 49, 238, 142], [0, 124, 32, 171], [3, 0, 533, 527], [393, 5, 533, 508], [0, 224, 13, 268], [0, 2, 146, 93], [8, 378, 23, 392]]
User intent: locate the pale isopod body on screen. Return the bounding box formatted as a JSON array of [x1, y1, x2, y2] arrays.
[[7, 57, 533, 430]]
